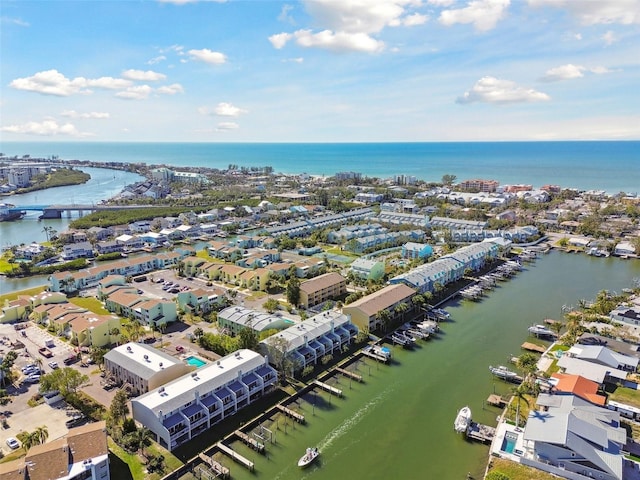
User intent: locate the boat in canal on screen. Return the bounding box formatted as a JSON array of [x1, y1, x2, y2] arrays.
[[298, 447, 319, 468], [489, 365, 519, 381], [527, 324, 555, 337], [454, 406, 472, 433]]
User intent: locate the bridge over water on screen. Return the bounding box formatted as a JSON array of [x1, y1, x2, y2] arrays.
[[7, 204, 161, 219]]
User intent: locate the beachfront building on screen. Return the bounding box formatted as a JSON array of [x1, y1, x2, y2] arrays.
[[217, 306, 292, 336], [349, 257, 385, 281], [0, 421, 110, 480], [521, 394, 626, 480], [299, 272, 347, 309], [131, 349, 277, 451], [343, 284, 416, 332], [104, 342, 192, 396], [260, 310, 358, 374], [390, 242, 499, 294]]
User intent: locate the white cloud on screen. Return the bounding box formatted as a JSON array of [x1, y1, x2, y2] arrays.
[[122, 69, 167, 81], [439, 0, 510, 31], [188, 48, 227, 65], [115, 85, 153, 100], [601, 30, 617, 45], [61, 110, 110, 119], [269, 32, 293, 49], [216, 122, 239, 130], [1, 120, 90, 137], [156, 83, 184, 95], [540, 64, 585, 82], [147, 55, 167, 65], [528, 0, 640, 25], [1, 16, 30, 27], [269, 0, 427, 52], [214, 102, 247, 117], [9, 70, 132, 96], [457, 76, 550, 104]]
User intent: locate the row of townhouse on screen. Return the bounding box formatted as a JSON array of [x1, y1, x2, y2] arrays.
[[389, 241, 500, 295], [132, 348, 277, 451], [260, 310, 359, 375], [347, 230, 425, 254], [264, 207, 373, 238], [49, 252, 183, 293]]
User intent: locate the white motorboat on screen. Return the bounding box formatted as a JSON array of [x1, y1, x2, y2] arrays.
[[528, 324, 555, 337], [298, 447, 319, 468], [489, 365, 519, 381], [454, 406, 472, 433]]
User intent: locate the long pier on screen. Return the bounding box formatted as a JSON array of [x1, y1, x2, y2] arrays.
[[234, 430, 265, 453], [313, 380, 343, 397], [216, 442, 254, 471], [335, 367, 363, 383], [276, 404, 305, 423]]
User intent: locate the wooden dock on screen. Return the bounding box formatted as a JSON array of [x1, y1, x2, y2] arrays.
[[521, 342, 546, 353], [313, 380, 343, 397], [466, 422, 496, 443], [276, 404, 305, 423], [216, 442, 254, 471], [234, 430, 265, 453], [486, 394, 507, 408], [335, 367, 363, 383], [198, 453, 230, 479]]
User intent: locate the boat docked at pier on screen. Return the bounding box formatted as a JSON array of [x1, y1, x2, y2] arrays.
[[489, 365, 520, 381], [528, 324, 555, 337], [298, 447, 319, 468], [454, 406, 472, 433]]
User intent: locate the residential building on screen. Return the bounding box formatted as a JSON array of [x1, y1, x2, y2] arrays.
[[104, 342, 192, 396], [521, 394, 626, 480], [260, 310, 358, 373], [299, 272, 346, 309], [349, 258, 385, 281], [0, 422, 110, 480], [132, 349, 277, 450], [343, 284, 416, 331], [217, 306, 292, 336]]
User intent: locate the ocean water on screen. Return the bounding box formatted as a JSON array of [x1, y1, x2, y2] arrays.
[[1, 141, 638, 193]]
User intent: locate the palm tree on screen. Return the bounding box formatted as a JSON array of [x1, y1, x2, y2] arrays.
[[511, 385, 530, 429], [34, 425, 48, 445]]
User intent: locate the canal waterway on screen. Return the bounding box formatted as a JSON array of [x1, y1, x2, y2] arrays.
[[0, 167, 143, 294], [213, 251, 640, 480]]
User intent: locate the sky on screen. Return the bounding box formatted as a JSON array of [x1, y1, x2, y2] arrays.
[[1, 0, 639, 143]]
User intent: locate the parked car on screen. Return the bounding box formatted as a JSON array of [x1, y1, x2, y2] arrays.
[[48, 361, 59, 369], [6, 437, 19, 449]]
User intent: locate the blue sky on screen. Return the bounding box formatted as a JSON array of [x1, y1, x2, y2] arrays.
[[1, 0, 639, 142]]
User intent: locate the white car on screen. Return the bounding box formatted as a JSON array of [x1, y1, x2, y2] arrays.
[[6, 437, 19, 449]]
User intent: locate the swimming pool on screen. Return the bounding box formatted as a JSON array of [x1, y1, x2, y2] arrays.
[[500, 432, 518, 454], [185, 356, 206, 368]]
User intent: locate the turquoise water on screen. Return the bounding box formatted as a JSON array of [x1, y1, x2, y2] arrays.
[[2, 141, 638, 193], [186, 356, 206, 368]]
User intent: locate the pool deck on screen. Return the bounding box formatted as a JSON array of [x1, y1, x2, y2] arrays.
[[491, 422, 526, 462]]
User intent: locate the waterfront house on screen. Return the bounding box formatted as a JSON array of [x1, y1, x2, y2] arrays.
[[299, 272, 347, 309], [260, 310, 358, 374], [343, 284, 416, 331], [0, 421, 110, 480], [217, 306, 292, 336], [104, 342, 192, 396], [131, 349, 277, 451], [521, 394, 626, 480]]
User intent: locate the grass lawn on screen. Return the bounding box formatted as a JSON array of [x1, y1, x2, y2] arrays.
[[108, 438, 183, 480], [0, 285, 47, 303], [69, 296, 111, 315], [487, 457, 558, 480], [609, 386, 640, 409]]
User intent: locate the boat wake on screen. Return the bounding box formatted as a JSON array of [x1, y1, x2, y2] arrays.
[[317, 388, 390, 453]]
